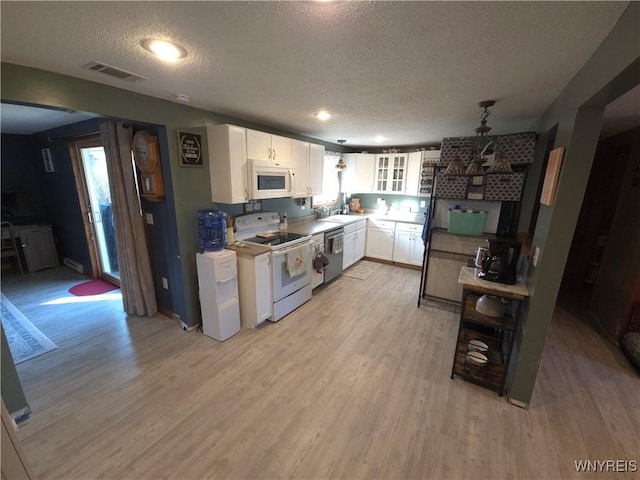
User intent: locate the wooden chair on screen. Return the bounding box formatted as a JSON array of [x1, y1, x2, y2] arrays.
[[1, 221, 24, 275]]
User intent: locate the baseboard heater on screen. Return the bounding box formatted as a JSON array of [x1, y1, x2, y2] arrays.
[[63, 257, 83, 274]]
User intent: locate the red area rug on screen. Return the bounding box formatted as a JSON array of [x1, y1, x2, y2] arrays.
[[69, 279, 119, 296]]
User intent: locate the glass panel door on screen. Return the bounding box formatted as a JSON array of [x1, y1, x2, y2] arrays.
[[80, 146, 120, 282], [391, 155, 405, 192], [377, 155, 390, 191]]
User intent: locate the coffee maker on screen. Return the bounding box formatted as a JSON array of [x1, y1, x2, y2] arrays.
[[478, 238, 521, 285]]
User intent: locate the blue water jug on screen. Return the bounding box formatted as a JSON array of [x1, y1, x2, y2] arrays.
[[197, 209, 227, 252]]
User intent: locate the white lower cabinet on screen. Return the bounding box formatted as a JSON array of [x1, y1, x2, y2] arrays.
[[343, 229, 355, 270], [237, 252, 272, 328], [354, 220, 366, 263], [425, 230, 488, 302], [343, 219, 368, 269], [17, 225, 59, 272], [393, 222, 424, 266], [365, 219, 395, 261], [425, 253, 466, 302]]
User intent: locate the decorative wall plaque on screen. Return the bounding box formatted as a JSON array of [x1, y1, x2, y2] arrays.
[[178, 130, 203, 167]]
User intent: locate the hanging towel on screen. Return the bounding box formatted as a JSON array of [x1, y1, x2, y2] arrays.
[[313, 252, 330, 272], [331, 233, 344, 254], [286, 244, 308, 277]]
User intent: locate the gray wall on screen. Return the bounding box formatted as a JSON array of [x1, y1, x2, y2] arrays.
[[1, 64, 337, 328], [589, 129, 640, 341], [507, 3, 640, 405]]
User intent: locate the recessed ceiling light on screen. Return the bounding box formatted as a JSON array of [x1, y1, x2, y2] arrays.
[[142, 39, 188, 62], [313, 111, 333, 121], [374, 135, 386, 143], [175, 94, 190, 102]]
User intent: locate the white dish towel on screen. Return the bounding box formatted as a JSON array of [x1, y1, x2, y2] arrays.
[[332, 233, 344, 254], [286, 244, 308, 277]]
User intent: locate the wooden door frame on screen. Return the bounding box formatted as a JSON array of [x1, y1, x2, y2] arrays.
[[67, 134, 111, 282]]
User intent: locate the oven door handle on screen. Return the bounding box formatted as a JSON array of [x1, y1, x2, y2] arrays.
[[272, 241, 312, 258]]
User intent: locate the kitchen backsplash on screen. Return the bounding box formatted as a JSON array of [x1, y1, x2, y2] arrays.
[[213, 197, 317, 222], [350, 193, 428, 214], [213, 193, 428, 223]]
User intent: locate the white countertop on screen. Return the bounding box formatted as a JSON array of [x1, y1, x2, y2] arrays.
[[458, 267, 529, 299]]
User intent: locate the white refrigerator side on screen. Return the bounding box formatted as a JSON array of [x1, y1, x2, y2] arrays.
[[196, 250, 241, 341]]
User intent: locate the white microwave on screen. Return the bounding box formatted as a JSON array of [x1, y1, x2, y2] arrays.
[[248, 159, 294, 200]]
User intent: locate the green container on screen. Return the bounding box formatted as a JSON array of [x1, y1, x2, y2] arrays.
[[447, 210, 488, 236]]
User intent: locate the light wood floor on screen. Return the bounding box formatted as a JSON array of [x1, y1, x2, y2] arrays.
[[2, 265, 638, 480]]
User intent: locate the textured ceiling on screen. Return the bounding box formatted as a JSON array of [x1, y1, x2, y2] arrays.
[[0, 1, 632, 147]]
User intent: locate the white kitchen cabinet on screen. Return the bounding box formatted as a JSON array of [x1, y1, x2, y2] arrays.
[[207, 125, 248, 204], [365, 219, 395, 261], [354, 219, 366, 263], [17, 225, 58, 272], [291, 140, 310, 197], [343, 225, 356, 270], [374, 153, 408, 193], [406, 150, 440, 196], [308, 143, 324, 196], [291, 141, 324, 197], [393, 222, 424, 266], [342, 153, 375, 194], [425, 253, 466, 302], [246, 129, 292, 165], [424, 230, 488, 302], [406, 152, 420, 196], [342, 219, 368, 269], [237, 252, 272, 328]]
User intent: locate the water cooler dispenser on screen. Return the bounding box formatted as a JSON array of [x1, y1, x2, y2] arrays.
[[195, 209, 240, 341]]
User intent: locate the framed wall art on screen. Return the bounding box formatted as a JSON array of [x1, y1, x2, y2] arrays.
[[177, 130, 203, 167], [540, 147, 565, 206]]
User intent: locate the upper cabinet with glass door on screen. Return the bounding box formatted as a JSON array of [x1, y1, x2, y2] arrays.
[[374, 153, 407, 193]]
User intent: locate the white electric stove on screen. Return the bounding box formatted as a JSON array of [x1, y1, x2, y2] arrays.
[[235, 213, 312, 321]]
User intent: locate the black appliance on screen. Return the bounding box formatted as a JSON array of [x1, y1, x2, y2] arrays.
[[478, 238, 521, 285], [324, 226, 344, 284]]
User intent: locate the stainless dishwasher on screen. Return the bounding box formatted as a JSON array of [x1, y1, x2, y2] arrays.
[[324, 227, 344, 284]]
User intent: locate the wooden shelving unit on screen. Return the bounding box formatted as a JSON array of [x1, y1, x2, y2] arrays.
[[451, 267, 528, 396]]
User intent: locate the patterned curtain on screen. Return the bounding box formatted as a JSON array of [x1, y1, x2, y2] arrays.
[[99, 122, 158, 317]]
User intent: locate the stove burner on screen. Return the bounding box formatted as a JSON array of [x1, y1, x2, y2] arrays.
[[243, 231, 307, 247]]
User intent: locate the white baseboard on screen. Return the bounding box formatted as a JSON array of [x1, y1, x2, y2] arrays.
[[62, 257, 83, 274]]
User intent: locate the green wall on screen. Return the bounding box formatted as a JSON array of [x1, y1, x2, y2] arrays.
[[1, 64, 336, 328], [507, 2, 640, 406]]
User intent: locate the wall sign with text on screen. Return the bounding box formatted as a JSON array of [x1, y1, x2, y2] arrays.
[[178, 131, 203, 167]]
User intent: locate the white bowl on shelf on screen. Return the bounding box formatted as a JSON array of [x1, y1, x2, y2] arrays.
[[468, 339, 489, 353], [466, 351, 488, 368], [475, 295, 505, 317]]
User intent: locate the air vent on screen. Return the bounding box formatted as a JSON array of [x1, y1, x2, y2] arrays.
[[82, 61, 148, 82]]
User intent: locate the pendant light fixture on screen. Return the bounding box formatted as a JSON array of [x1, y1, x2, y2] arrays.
[[335, 139, 347, 170], [443, 146, 466, 176], [486, 149, 513, 174], [465, 100, 495, 175]]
